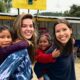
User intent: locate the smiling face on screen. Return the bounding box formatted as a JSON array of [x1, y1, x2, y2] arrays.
[[21, 19, 35, 39], [38, 35, 50, 50], [0, 29, 12, 47], [55, 23, 72, 45]]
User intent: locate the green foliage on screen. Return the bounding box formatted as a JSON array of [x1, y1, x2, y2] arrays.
[[37, 4, 80, 17], [63, 11, 69, 16], [0, 0, 12, 12], [64, 4, 80, 17], [0, 1, 5, 12]]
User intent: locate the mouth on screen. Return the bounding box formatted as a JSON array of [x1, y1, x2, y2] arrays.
[[59, 35, 68, 40], [24, 31, 32, 36], [60, 37, 66, 41]]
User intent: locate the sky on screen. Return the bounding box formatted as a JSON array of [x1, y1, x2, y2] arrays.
[[46, 0, 80, 12], [10, 0, 80, 14]]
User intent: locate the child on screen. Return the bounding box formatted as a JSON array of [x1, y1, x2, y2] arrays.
[[34, 33, 60, 80], [0, 25, 33, 79]]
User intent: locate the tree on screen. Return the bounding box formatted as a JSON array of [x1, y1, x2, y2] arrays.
[[63, 11, 69, 16], [69, 4, 77, 16], [64, 4, 80, 17], [0, 0, 12, 12], [0, 1, 5, 12]]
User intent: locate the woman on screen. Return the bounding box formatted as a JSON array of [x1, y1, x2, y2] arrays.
[[0, 14, 36, 80], [35, 19, 76, 80], [13, 13, 36, 63], [48, 19, 76, 80]]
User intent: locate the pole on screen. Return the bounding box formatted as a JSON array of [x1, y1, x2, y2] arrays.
[[28, 9, 30, 13], [17, 8, 20, 15], [35, 9, 39, 21]]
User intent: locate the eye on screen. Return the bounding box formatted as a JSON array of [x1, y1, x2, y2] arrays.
[[0, 35, 5, 38], [7, 35, 11, 39], [29, 24, 33, 28], [55, 30, 60, 33], [63, 28, 67, 31], [21, 25, 27, 28], [39, 41, 42, 43]]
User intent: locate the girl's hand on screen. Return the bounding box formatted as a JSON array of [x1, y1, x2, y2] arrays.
[[52, 49, 60, 58]]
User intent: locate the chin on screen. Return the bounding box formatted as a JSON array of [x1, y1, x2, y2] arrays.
[[61, 40, 68, 44], [25, 36, 32, 39]]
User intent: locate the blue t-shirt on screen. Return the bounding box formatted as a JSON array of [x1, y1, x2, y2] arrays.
[[0, 49, 32, 80]]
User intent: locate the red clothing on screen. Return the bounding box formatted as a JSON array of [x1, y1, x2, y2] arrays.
[[35, 49, 56, 63]]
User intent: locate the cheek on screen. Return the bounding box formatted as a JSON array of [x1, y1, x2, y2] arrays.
[[31, 28, 35, 35], [70, 30, 72, 36], [55, 33, 59, 39], [20, 28, 26, 37], [21, 28, 25, 33], [10, 38, 12, 42], [32, 28, 35, 32]]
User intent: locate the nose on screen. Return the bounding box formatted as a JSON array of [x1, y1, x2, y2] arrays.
[[59, 31, 64, 36], [26, 26, 31, 30], [5, 38, 8, 41], [5, 38, 11, 42]]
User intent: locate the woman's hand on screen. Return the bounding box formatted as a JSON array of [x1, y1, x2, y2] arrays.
[[52, 49, 60, 58]]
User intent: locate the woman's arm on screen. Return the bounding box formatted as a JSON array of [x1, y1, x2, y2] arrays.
[[0, 40, 29, 60]]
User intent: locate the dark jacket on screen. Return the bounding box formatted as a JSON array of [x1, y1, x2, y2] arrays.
[[46, 44, 76, 80]]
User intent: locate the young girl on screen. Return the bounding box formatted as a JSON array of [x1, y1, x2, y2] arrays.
[[37, 19, 76, 80], [0, 14, 36, 80], [34, 33, 60, 80]]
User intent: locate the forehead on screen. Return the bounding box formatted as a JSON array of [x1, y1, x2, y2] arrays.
[[39, 35, 48, 40], [55, 23, 69, 29], [22, 19, 33, 24], [0, 29, 10, 35]]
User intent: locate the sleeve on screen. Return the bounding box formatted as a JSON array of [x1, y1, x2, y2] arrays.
[[74, 40, 80, 47], [0, 40, 29, 60], [35, 49, 56, 63]]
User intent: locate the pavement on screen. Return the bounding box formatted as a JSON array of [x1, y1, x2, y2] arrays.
[[75, 58, 80, 80]]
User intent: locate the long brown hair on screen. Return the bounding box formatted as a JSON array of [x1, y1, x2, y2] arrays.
[[13, 14, 37, 63], [53, 19, 73, 57]]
